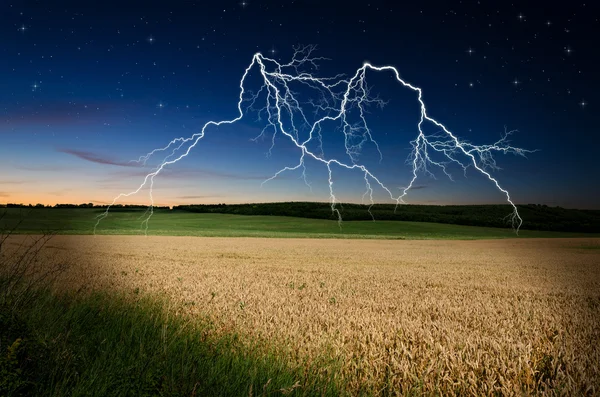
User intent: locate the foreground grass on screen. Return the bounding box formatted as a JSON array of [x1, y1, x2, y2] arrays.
[[2, 208, 598, 239], [0, 286, 341, 396]]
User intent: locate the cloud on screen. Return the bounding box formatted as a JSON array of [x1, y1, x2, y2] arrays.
[[0, 192, 10, 197], [57, 148, 140, 167], [57, 148, 277, 178]]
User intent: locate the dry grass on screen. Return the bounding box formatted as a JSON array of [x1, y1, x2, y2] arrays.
[[13, 235, 600, 396]]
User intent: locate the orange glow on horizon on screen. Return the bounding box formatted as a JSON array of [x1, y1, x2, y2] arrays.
[[1, 193, 495, 208]]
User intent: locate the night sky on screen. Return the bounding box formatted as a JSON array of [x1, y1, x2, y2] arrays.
[[1, 1, 598, 209]]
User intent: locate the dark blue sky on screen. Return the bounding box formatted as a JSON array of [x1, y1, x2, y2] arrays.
[[1, 1, 598, 208]]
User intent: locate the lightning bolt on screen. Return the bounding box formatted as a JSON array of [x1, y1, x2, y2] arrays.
[[95, 45, 533, 235]]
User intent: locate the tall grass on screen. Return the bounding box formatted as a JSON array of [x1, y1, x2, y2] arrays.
[[0, 211, 68, 317], [0, 211, 342, 396], [1, 290, 343, 396]]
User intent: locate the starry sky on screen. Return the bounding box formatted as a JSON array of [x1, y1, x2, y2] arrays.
[[1, 1, 598, 208]]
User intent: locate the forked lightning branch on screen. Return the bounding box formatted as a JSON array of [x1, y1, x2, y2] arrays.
[[95, 46, 532, 234]]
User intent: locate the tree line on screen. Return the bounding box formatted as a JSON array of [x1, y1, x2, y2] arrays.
[[172, 202, 600, 233], [1, 202, 598, 232]]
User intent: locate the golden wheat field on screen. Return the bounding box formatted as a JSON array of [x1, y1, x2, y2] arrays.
[[14, 235, 600, 395]]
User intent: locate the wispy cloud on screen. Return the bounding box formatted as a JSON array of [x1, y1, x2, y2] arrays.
[[57, 148, 139, 167], [0, 192, 10, 197]]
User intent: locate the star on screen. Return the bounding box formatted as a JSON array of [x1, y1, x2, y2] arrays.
[[147, 35, 155, 44], [269, 46, 276, 56], [564, 46, 573, 55], [469, 82, 474, 88], [580, 99, 587, 109], [466, 47, 475, 56], [546, 20, 552, 27], [239, 1, 248, 8], [18, 24, 27, 33], [31, 82, 40, 91], [157, 102, 165, 109], [517, 13, 525, 21], [512, 78, 520, 87]]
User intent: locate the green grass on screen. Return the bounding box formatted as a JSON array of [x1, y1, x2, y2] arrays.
[[0, 286, 342, 396], [2, 208, 598, 239], [0, 225, 340, 396]]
